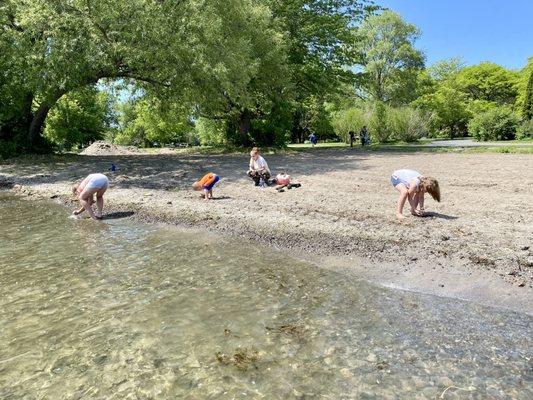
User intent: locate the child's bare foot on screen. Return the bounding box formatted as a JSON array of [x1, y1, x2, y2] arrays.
[[73, 210, 82, 215], [396, 213, 404, 220]]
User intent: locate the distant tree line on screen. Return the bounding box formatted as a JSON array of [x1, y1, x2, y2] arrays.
[[1, 1, 531, 158]]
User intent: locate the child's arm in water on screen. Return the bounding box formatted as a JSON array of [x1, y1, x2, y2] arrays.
[[73, 206, 85, 215], [73, 197, 94, 215]]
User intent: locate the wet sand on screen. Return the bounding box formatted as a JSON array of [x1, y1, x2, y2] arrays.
[[1, 148, 532, 314]]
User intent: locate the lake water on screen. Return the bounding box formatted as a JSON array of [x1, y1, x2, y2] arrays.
[[0, 193, 531, 399]]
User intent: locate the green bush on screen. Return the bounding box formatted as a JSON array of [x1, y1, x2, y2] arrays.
[[331, 107, 369, 142], [332, 103, 432, 143], [468, 107, 519, 141], [0, 139, 19, 159], [516, 119, 533, 140], [369, 101, 392, 142], [388, 107, 431, 142]]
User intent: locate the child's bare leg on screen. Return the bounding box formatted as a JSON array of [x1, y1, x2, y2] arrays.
[[395, 184, 408, 219], [79, 188, 98, 219], [418, 192, 425, 215], [208, 189, 214, 199], [95, 188, 107, 218], [410, 192, 421, 215]]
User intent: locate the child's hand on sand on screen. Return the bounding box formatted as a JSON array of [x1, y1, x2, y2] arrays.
[[73, 209, 82, 215]]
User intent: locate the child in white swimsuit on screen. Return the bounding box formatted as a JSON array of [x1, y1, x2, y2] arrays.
[[72, 173, 109, 220], [391, 169, 440, 220]]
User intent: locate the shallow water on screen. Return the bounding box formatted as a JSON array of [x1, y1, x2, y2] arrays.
[[0, 194, 531, 399]]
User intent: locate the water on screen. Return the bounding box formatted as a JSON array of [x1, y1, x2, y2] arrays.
[[0, 193, 531, 399]]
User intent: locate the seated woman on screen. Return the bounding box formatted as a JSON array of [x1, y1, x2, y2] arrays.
[[247, 147, 271, 186], [72, 173, 109, 220]]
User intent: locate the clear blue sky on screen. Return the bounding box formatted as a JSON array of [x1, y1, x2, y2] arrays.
[[378, 0, 533, 70]]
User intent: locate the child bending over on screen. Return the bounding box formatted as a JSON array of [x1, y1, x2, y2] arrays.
[[193, 173, 220, 201], [72, 173, 109, 220], [391, 169, 440, 220]]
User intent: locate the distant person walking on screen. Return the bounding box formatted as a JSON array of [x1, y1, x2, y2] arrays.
[[360, 126, 369, 146], [247, 147, 271, 186], [349, 131, 355, 148], [309, 133, 318, 146], [390, 169, 440, 220], [72, 173, 109, 220]]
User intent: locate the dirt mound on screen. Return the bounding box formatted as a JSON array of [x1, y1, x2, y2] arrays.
[[80, 141, 140, 156]]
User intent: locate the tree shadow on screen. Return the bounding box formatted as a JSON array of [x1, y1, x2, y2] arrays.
[[2, 148, 371, 192], [423, 211, 458, 220], [101, 211, 135, 220]]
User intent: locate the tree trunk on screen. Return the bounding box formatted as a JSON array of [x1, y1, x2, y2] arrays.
[[237, 109, 252, 147], [27, 92, 64, 149], [27, 103, 52, 148]]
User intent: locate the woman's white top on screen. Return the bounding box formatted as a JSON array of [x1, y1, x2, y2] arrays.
[[249, 155, 270, 173]]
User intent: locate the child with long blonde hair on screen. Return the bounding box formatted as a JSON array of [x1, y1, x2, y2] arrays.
[[391, 169, 440, 219]]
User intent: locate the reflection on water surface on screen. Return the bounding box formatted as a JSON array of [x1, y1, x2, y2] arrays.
[[0, 194, 531, 399]]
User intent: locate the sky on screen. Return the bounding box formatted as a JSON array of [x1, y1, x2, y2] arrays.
[[377, 0, 533, 70]]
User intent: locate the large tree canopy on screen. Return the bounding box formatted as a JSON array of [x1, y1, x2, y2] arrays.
[[0, 0, 291, 150]]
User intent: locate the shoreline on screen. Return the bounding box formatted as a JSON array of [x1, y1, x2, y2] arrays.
[[1, 149, 532, 315]]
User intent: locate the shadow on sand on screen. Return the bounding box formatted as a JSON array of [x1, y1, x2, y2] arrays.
[[423, 211, 458, 220], [101, 211, 135, 220], [5, 149, 370, 192], [197, 195, 231, 201]]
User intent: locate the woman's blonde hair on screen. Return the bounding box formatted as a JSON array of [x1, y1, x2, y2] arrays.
[[420, 176, 440, 202]]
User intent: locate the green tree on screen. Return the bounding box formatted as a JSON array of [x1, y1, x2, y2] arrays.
[[0, 0, 285, 152], [427, 58, 465, 81], [413, 84, 471, 138], [44, 87, 112, 149], [515, 57, 533, 117], [203, 0, 374, 146], [454, 62, 519, 104], [357, 10, 425, 104], [115, 98, 192, 147], [523, 67, 533, 120]]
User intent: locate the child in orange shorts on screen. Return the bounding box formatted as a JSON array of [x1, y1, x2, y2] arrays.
[[192, 173, 220, 201]]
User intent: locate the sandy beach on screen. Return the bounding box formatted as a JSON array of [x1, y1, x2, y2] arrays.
[[1, 147, 532, 314]]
